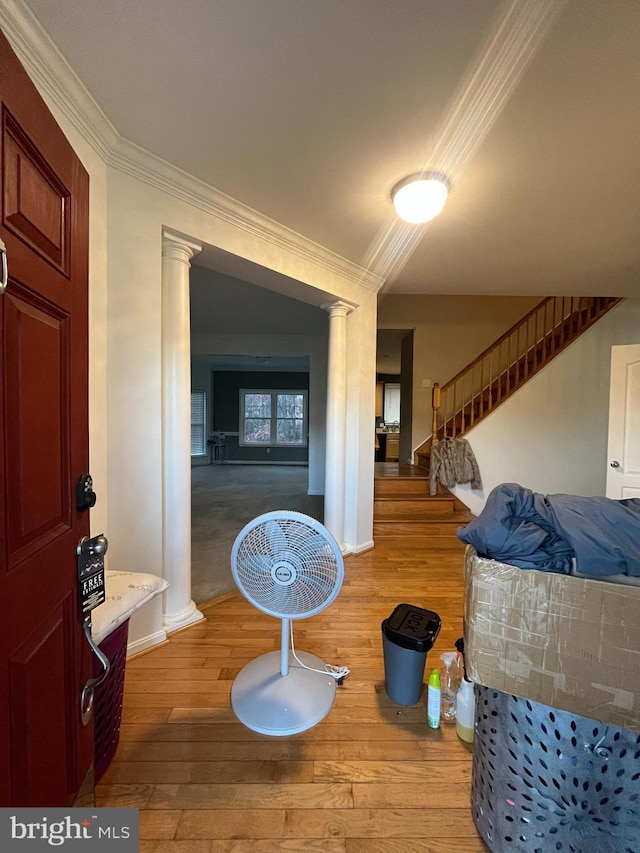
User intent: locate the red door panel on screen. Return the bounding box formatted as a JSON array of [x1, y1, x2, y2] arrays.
[[3, 107, 70, 273], [9, 599, 75, 806], [0, 28, 91, 806], [4, 288, 71, 561]]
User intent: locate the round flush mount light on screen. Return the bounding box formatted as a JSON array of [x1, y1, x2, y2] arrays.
[[391, 172, 450, 224]]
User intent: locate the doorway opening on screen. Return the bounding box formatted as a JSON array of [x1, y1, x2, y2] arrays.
[[376, 329, 414, 465], [188, 262, 329, 602]]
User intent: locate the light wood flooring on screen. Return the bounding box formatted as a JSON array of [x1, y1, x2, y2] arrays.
[[96, 529, 488, 852]]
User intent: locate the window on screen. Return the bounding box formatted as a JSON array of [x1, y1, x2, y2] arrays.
[[240, 389, 307, 447], [190, 390, 207, 456], [383, 383, 401, 425]]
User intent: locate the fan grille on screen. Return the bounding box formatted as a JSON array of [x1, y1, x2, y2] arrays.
[[231, 512, 344, 618]]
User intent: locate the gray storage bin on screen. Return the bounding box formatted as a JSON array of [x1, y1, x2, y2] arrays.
[[472, 685, 640, 852]]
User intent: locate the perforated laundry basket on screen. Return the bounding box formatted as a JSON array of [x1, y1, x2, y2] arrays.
[[472, 685, 640, 853], [93, 619, 129, 782]]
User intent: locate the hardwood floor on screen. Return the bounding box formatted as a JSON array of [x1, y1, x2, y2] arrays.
[[96, 530, 488, 852]]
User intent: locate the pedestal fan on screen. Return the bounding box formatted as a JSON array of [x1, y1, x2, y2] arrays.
[[230, 510, 346, 736]]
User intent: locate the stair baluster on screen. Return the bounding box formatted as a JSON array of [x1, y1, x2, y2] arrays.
[[417, 295, 621, 468]]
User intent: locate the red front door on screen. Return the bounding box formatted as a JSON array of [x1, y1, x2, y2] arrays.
[[0, 29, 92, 805]]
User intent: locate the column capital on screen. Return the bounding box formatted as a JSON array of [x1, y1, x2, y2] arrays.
[[162, 229, 202, 265], [321, 299, 355, 319]]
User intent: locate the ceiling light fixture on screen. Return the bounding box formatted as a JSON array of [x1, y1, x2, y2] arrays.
[[391, 172, 450, 224]]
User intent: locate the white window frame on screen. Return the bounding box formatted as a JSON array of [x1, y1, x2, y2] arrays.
[[383, 382, 401, 425], [190, 390, 207, 457], [239, 389, 308, 447]]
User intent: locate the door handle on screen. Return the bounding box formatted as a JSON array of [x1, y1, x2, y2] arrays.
[[76, 533, 110, 723], [80, 615, 111, 727], [0, 237, 7, 295], [610, 460, 620, 468]]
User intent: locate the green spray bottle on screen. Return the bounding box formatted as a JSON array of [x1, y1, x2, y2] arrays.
[[427, 668, 441, 728]]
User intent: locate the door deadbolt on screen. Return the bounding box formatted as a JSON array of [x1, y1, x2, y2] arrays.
[[76, 473, 97, 510]]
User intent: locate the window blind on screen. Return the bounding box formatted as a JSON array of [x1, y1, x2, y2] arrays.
[[191, 390, 207, 456]]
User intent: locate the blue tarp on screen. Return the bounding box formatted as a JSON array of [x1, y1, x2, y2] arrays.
[[457, 482, 640, 577]]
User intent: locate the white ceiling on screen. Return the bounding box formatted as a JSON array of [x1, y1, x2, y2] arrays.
[[189, 266, 328, 337], [20, 0, 640, 298]]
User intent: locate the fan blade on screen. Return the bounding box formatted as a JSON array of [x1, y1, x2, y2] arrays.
[[232, 511, 344, 619], [297, 534, 330, 562], [237, 553, 273, 593], [265, 519, 287, 555], [298, 528, 324, 551]]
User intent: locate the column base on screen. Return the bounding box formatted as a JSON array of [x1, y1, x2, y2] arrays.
[[163, 600, 205, 634]]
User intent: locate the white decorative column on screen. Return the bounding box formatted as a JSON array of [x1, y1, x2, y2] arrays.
[[322, 300, 353, 550], [162, 229, 204, 632]]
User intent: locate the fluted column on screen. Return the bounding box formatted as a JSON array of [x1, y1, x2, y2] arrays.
[[162, 229, 204, 632], [322, 300, 353, 549]]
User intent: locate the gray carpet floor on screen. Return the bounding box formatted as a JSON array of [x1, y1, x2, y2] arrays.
[[191, 464, 324, 604]]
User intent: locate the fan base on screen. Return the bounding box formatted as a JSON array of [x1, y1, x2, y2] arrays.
[[231, 650, 337, 736]]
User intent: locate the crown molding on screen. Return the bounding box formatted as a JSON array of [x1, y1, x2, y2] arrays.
[[0, 0, 385, 295], [0, 0, 118, 159], [111, 136, 385, 293]]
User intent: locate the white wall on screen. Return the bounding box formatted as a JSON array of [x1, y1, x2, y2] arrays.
[[377, 294, 540, 453], [104, 162, 380, 648], [11, 0, 633, 653], [2, 4, 380, 653], [344, 293, 378, 552], [452, 299, 640, 514]]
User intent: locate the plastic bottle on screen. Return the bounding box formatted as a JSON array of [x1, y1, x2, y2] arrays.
[[456, 677, 475, 743], [427, 668, 441, 729], [439, 651, 462, 722]]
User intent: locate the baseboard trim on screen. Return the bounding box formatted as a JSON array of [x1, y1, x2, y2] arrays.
[[127, 629, 168, 657], [335, 539, 375, 557], [213, 460, 308, 466]]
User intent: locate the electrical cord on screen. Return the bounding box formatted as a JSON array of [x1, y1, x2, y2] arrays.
[[289, 622, 350, 685]]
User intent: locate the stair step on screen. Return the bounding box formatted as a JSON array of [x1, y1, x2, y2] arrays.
[[374, 496, 456, 519], [372, 535, 468, 551], [371, 534, 468, 550], [374, 478, 431, 497], [374, 512, 474, 537]]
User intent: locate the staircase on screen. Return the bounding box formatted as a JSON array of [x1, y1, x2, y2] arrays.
[[416, 295, 621, 468], [373, 296, 622, 538], [373, 462, 474, 538]]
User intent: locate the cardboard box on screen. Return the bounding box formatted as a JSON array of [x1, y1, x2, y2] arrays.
[[464, 545, 640, 731]]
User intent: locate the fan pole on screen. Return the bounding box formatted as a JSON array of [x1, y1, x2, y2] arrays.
[[280, 617, 290, 677]]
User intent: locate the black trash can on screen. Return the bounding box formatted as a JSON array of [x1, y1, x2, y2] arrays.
[[381, 603, 441, 705]]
